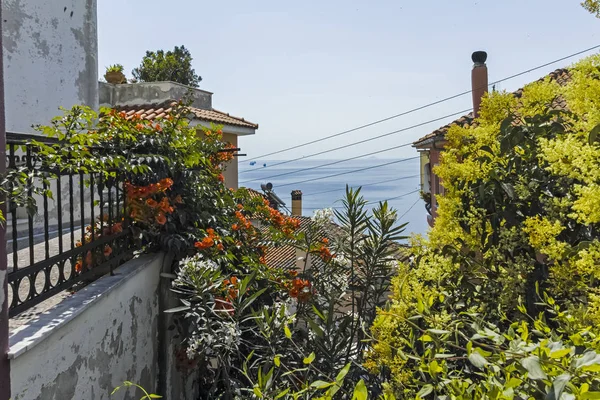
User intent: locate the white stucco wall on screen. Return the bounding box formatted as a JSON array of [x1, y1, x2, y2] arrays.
[[2, 0, 98, 133], [8, 254, 162, 400]]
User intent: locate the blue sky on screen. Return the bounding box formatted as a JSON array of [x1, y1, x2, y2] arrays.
[[98, 1, 599, 160]]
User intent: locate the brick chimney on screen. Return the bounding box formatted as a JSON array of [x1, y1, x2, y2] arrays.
[[471, 51, 488, 118], [291, 190, 302, 216]]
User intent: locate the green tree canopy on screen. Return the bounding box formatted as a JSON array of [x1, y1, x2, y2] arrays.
[[132, 45, 202, 87], [582, 0, 600, 17]]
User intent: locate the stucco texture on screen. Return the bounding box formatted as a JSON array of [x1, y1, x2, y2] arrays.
[[2, 0, 98, 133], [9, 254, 162, 400]]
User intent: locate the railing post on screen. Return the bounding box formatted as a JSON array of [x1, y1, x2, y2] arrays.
[[0, 1, 11, 399]]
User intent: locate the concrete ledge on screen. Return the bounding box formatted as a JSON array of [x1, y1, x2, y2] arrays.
[[8, 252, 163, 359]]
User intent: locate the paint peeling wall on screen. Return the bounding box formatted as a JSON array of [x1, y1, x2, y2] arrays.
[[2, 0, 98, 133], [9, 254, 161, 400]]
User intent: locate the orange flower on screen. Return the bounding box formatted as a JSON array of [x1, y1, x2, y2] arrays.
[[228, 288, 237, 300], [289, 270, 298, 277], [159, 198, 173, 213], [146, 198, 158, 208], [217, 174, 225, 182], [214, 297, 234, 316], [194, 236, 214, 250], [135, 123, 144, 130], [293, 278, 304, 289], [111, 223, 123, 234], [232, 223, 239, 231], [206, 228, 215, 237], [237, 204, 243, 210], [217, 243, 224, 251], [104, 245, 113, 258], [76, 241, 83, 248], [322, 238, 329, 245], [155, 124, 162, 132], [75, 261, 83, 273], [155, 213, 167, 225], [289, 288, 299, 298], [230, 276, 238, 285], [119, 111, 127, 118]]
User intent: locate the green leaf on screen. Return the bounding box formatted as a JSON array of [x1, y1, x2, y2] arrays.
[[549, 348, 571, 359], [274, 355, 281, 367], [468, 352, 488, 369], [427, 329, 451, 335], [253, 386, 263, 398], [284, 325, 292, 339], [548, 373, 570, 400], [589, 123, 600, 144], [352, 379, 367, 400], [521, 356, 547, 380], [303, 352, 316, 365], [582, 393, 600, 399], [417, 384, 433, 398], [335, 363, 351, 383], [274, 388, 290, 399], [310, 380, 335, 389], [148, 395, 162, 399]]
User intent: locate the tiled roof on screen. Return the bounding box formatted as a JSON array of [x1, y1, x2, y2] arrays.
[[263, 216, 409, 271], [116, 101, 258, 129], [263, 216, 330, 271], [245, 188, 268, 201], [413, 68, 572, 147]]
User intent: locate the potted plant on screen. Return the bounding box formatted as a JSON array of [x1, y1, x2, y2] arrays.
[[105, 64, 126, 84]]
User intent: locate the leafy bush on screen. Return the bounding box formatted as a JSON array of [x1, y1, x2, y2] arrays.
[[368, 55, 600, 397]]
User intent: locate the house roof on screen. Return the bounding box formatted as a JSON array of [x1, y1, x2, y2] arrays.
[[116, 101, 259, 129], [412, 68, 572, 148], [263, 216, 331, 271], [262, 216, 409, 271]]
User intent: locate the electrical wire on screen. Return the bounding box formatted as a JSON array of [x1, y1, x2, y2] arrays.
[[398, 197, 422, 220], [303, 174, 420, 197], [304, 188, 420, 211], [274, 156, 419, 189], [243, 44, 600, 162], [239, 108, 470, 182]]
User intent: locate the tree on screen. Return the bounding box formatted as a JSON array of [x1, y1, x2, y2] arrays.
[[132, 45, 202, 87], [582, 0, 600, 17], [367, 54, 600, 398]]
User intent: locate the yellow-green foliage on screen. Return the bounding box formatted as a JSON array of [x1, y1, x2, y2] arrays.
[[369, 54, 600, 397]]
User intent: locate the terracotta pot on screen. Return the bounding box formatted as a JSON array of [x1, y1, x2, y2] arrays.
[[105, 71, 125, 84]]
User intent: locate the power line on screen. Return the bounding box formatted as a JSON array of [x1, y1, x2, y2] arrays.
[[399, 197, 422, 220], [239, 108, 470, 181], [274, 156, 419, 189], [303, 174, 420, 197], [304, 188, 420, 211], [244, 44, 600, 162]]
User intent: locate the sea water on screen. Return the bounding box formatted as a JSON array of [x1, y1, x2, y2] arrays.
[[239, 158, 428, 236]]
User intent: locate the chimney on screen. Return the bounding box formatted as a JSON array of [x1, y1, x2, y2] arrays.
[[471, 51, 488, 118], [291, 190, 302, 216]]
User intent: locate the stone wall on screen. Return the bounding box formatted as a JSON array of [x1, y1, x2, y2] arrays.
[[8, 254, 162, 400], [3, 0, 98, 133]]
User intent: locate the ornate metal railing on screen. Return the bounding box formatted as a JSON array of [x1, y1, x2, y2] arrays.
[[6, 132, 135, 317]]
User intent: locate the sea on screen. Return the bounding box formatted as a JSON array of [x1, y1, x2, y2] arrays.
[[239, 158, 428, 237]]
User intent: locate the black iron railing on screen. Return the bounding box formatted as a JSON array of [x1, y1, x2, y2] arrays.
[[6, 132, 135, 317]]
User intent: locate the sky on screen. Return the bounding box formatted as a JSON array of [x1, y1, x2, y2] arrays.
[[98, 1, 600, 161]]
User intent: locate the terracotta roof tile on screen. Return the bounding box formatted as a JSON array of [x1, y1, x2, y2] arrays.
[[116, 101, 258, 129], [413, 67, 573, 146]]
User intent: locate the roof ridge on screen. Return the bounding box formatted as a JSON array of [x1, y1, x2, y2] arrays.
[[413, 66, 574, 146]]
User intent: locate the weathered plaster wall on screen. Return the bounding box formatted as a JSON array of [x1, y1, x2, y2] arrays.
[[99, 81, 212, 110], [222, 132, 239, 190], [2, 0, 98, 133], [9, 254, 162, 400]]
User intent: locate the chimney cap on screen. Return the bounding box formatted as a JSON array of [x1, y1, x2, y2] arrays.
[[472, 51, 487, 64], [291, 190, 302, 200]]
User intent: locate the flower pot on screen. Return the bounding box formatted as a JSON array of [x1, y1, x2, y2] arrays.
[[105, 71, 126, 84]]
